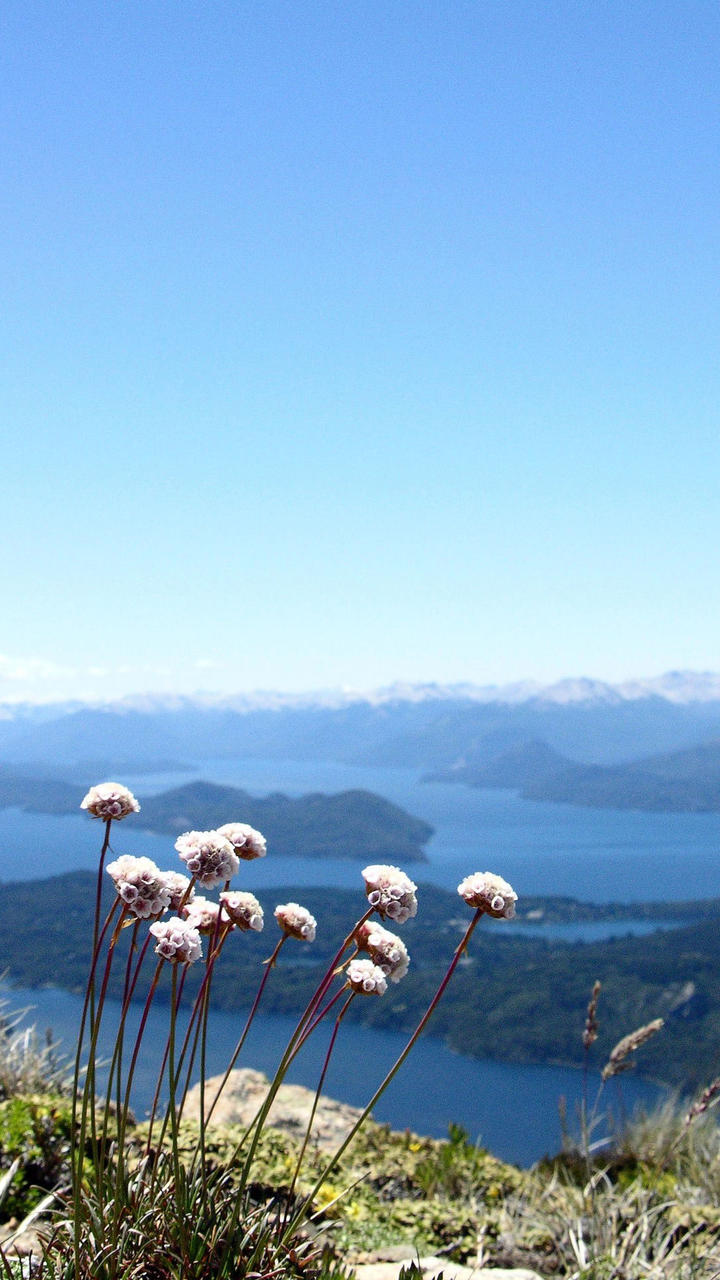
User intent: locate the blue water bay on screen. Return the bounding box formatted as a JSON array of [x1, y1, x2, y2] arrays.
[[1, 983, 664, 1168], [0, 758, 710, 1166], [5, 756, 720, 905]]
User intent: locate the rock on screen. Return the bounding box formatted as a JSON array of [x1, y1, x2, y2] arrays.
[[353, 1261, 546, 1280], [183, 1067, 364, 1150], [0, 1221, 44, 1257]]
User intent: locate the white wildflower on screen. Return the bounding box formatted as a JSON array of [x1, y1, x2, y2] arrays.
[[217, 822, 267, 861], [274, 902, 317, 942], [181, 895, 224, 934], [80, 782, 140, 821], [355, 921, 409, 982], [457, 871, 518, 919], [347, 957, 387, 997], [149, 917, 202, 965], [161, 871, 194, 911], [220, 890, 264, 932], [175, 830, 239, 889], [361, 864, 418, 924], [106, 855, 172, 920]]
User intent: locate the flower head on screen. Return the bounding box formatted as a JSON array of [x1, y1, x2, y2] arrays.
[[274, 902, 317, 942], [106, 855, 172, 919], [161, 871, 194, 912], [181, 895, 224, 934], [217, 822, 267, 861], [361, 864, 418, 924], [355, 921, 409, 983], [457, 871, 517, 919], [347, 957, 387, 997], [149, 917, 202, 965], [175, 830, 239, 889], [80, 782, 140, 821], [220, 890, 264, 932]]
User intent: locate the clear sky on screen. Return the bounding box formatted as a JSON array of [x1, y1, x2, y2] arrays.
[[2, 1, 719, 702]]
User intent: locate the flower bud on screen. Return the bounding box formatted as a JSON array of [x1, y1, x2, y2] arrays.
[[175, 830, 240, 889], [220, 891, 264, 932], [81, 782, 140, 821], [149, 917, 202, 965], [106, 855, 171, 919], [274, 902, 317, 942], [457, 872, 517, 919], [217, 822, 267, 861], [361, 864, 418, 924], [181, 896, 224, 934], [347, 957, 387, 996], [355, 921, 409, 982]]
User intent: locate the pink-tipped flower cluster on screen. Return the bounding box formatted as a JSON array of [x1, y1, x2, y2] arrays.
[[217, 822, 267, 861], [181, 896, 223, 934], [355, 921, 409, 983], [106, 855, 172, 920], [175, 830, 240, 889], [80, 782, 140, 821], [162, 871, 194, 911], [274, 902, 317, 942], [149, 917, 202, 965], [457, 871, 517, 919], [347, 957, 387, 996], [220, 890, 264, 932], [361, 864, 418, 924]]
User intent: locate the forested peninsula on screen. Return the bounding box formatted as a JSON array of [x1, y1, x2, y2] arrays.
[[0, 773, 432, 862]]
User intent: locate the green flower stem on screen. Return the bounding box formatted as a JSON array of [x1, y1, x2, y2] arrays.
[[197, 881, 231, 1194], [301, 906, 374, 1034], [72, 903, 128, 1271], [227, 907, 376, 1178], [108, 931, 154, 1235], [286, 989, 354, 1208], [167, 964, 190, 1263], [121, 958, 164, 1127], [290, 982, 350, 1059], [202, 932, 286, 1128], [71, 897, 120, 1139], [94, 919, 140, 1213], [175, 924, 232, 1125], [282, 907, 484, 1243], [144, 962, 189, 1155], [150, 922, 232, 1166]]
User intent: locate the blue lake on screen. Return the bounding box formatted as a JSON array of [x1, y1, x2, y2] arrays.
[[0, 758, 711, 1165], [0, 982, 665, 1169], [4, 756, 720, 907]]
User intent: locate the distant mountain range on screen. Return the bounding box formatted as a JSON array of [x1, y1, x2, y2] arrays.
[[4, 673, 720, 809], [4, 669, 720, 717]]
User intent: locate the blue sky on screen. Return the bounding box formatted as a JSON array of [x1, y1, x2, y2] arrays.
[[2, 1, 719, 701]]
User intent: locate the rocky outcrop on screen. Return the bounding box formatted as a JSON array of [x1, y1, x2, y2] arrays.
[[353, 1262, 545, 1280], [183, 1067, 364, 1150]]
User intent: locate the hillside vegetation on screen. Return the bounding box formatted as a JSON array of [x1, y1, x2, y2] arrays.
[[2, 872, 720, 1089]]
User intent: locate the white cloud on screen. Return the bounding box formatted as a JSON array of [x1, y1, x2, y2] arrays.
[[0, 654, 76, 684]]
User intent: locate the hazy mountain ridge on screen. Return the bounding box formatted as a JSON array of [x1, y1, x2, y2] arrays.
[[429, 738, 720, 812], [3, 671, 720, 775], [3, 669, 720, 719]]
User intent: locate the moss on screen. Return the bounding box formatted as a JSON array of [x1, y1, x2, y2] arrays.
[[0, 1092, 73, 1219]]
